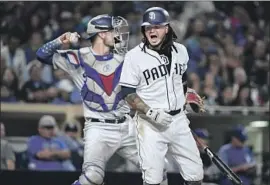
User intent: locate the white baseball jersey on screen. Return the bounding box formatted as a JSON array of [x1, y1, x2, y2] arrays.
[[119, 42, 189, 111], [52, 47, 130, 119], [119, 43, 203, 184]]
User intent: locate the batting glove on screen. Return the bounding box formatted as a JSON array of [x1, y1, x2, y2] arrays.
[[146, 108, 173, 127]]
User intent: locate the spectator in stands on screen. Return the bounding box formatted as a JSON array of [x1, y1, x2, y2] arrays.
[[0, 55, 7, 78], [1, 30, 27, 87], [57, 120, 84, 170], [20, 62, 52, 103], [51, 79, 76, 105], [258, 71, 269, 106], [233, 86, 254, 106], [27, 115, 74, 171], [49, 69, 81, 104], [42, 3, 61, 41], [52, 11, 76, 39], [203, 73, 218, 105], [216, 86, 235, 106], [0, 67, 19, 102], [230, 67, 254, 106], [61, 121, 83, 152], [28, 14, 44, 36], [249, 40, 268, 87], [231, 67, 248, 101], [185, 18, 205, 74], [26, 58, 54, 85], [205, 47, 224, 91], [194, 129, 219, 184], [188, 72, 201, 94], [223, 36, 242, 84], [0, 122, 16, 170], [24, 31, 44, 64], [218, 125, 257, 185], [194, 128, 212, 167]]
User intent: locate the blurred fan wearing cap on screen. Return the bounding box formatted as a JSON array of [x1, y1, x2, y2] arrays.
[[59, 120, 83, 152], [218, 125, 257, 185], [194, 128, 213, 167], [55, 120, 83, 170], [194, 128, 211, 146], [64, 122, 79, 137], [26, 115, 75, 171], [194, 128, 220, 183], [38, 115, 57, 138], [230, 125, 248, 145], [0, 122, 16, 170]]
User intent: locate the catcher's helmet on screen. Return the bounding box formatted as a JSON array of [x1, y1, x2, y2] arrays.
[[86, 14, 129, 55], [141, 7, 170, 26]]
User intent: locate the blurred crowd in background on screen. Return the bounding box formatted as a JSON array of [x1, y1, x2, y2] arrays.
[[0, 1, 269, 107]]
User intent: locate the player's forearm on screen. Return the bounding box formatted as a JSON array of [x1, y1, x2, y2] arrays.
[[125, 93, 150, 114], [6, 160, 15, 170], [52, 150, 71, 160], [36, 151, 54, 160], [36, 38, 62, 65]]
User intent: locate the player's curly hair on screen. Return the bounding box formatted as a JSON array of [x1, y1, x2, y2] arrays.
[[141, 25, 178, 54]]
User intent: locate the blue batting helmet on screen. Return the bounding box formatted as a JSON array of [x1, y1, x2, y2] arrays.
[[140, 7, 178, 50], [141, 7, 170, 27]]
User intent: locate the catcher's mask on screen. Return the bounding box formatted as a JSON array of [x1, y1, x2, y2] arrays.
[[86, 14, 129, 55]]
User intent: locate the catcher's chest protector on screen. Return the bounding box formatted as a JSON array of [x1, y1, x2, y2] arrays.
[[75, 48, 126, 112]]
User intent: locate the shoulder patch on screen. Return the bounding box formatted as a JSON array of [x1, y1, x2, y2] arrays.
[[66, 51, 80, 66]]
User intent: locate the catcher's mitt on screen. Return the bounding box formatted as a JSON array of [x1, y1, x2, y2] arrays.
[[185, 89, 205, 113]]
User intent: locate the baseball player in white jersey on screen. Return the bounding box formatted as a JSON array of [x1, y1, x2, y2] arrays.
[[36, 14, 168, 185], [119, 7, 204, 185]]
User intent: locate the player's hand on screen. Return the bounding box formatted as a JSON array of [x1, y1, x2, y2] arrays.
[[37, 149, 54, 159], [58, 32, 80, 44], [46, 87, 59, 98], [146, 108, 173, 127]]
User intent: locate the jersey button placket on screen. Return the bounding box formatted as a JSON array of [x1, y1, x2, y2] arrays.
[[168, 78, 175, 109]]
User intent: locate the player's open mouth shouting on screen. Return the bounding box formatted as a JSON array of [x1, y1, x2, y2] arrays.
[[145, 25, 167, 46]]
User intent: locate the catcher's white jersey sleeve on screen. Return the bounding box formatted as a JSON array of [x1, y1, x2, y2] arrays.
[[52, 50, 85, 89], [120, 42, 189, 111]]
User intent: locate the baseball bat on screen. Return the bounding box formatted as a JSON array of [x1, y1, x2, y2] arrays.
[[191, 131, 243, 185]]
